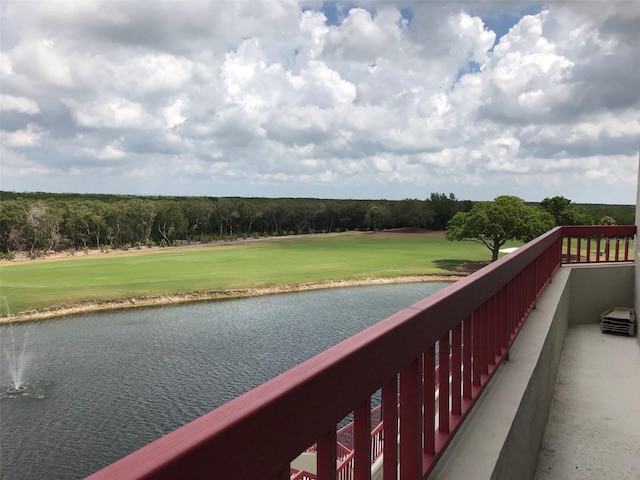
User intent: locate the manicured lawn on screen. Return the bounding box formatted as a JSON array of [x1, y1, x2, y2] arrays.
[[0, 232, 518, 315]]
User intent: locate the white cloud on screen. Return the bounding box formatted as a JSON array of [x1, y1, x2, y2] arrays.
[[164, 96, 188, 129], [0, 1, 637, 203], [9, 38, 75, 88], [82, 143, 127, 160], [0, 95, 40, 114], [0, 53, 14, 76], [114, 54, 194, 94], [479, 10, 575, 121], [324, 7, 407, 62], [448, 12, 496, 63], [66, 97, 148, 129], [1, 124, 45, 147]]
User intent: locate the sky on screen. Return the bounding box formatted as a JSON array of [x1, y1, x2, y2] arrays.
[[1, 1, 639, 204]]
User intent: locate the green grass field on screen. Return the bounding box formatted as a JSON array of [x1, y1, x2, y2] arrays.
[[0, 232, 518, 315]]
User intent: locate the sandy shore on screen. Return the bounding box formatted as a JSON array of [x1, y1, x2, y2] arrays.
[[0, 274, 464, 324]]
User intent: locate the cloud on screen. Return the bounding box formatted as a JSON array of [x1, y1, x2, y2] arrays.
[[64, 97, 148, 129], [1, 1, 638, 204], [1, 124, 45, 147], [1, 94, 40, 114]]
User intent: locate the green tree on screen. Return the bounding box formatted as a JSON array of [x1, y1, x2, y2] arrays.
[[125, 199, 156, 244], [183, 198, 214, 241], [540, 196, 593, 225], [23, 202, 64, 254], [392, 199, 434, 230], [105, 200, 156, 246], [0, 200, 27, 253], [446, 195, 555, 262], [366, 205, 385, 232], [426, 192, 461, 230], [215, 198, 242, 237], [264, 201, 293, 235], [154, 201, 188, 244], [63, 201, 99, 248]]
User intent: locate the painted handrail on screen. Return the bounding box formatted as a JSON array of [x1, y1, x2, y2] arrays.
[[561, 225, 635, 264], [86, 225, 635, 480]]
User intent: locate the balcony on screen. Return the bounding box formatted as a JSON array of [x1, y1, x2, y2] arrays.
[[87, 225, 637, 480]]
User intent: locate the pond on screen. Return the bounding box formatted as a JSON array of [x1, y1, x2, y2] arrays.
[[0, 282, 450, 480]]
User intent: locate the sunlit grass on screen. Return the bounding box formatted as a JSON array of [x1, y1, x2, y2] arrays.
[[0, 232, 519, 315]]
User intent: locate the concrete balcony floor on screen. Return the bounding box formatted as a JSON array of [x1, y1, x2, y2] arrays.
[[535, 324, 640, 479]]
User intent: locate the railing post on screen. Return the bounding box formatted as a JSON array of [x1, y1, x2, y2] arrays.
[[499, 287, 508, 355], [317, 429, 338, 480], [517, 271, 524, 327], [438, 334, 450, 434], [487, 295, 496, 367], [529, 262, 535, 312], [354, 399, 371, 480], [624, 236, 630, 261], [400, 358, 422, 479], [451, 324, 462, 416], [479, 302, 488, 376], [383, 377, 398, 480], [423, 346, 435, 456], [462, 316, 472, 400], [472, 310, 482, 387]]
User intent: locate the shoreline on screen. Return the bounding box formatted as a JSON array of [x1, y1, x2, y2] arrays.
[[0, 274, 464, 324]]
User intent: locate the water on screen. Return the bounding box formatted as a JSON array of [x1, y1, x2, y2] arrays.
[[0, 282, 450, 480], [0, 296, 32, 392]]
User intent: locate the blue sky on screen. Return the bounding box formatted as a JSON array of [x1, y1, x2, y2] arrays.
[[480, 3, 544, 43], [1, 1, 638, 204]]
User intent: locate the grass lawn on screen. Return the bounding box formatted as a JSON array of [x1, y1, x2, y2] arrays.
[[0, 231, 519, 315]]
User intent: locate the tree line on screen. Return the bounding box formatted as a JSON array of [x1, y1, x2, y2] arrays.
[[0, 191, 632, 258], [0, 192, 472, 256]]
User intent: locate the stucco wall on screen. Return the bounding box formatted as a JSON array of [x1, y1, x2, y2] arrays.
[[568, 264, 634, 325]]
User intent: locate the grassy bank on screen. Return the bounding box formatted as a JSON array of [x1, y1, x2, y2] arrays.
[[0, 231, 514, 317]]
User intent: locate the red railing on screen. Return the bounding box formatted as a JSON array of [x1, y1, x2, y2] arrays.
[[87, 225, 635, 480], [561, 225, 635, 264], [296, 406, 384, 480]]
